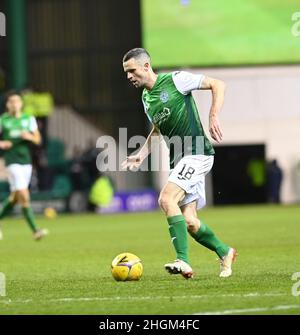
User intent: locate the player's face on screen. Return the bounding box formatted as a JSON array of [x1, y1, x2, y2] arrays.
[[123, 58, 149, 88], [6, 95, 23, 114]]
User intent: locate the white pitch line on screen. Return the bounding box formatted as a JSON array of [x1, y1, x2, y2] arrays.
[[194, 304, 300, 315], [0, 292, 286, 305]]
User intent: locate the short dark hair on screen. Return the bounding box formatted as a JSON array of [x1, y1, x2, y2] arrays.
[[123, 48, 150, 63], [5, 90, 22, 103]]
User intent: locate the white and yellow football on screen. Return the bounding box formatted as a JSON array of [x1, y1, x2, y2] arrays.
[[43, 207, 57, 219], [111, 252, 143, 281]]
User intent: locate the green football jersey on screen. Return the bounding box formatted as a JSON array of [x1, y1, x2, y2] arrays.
[[0, 112, 38, 165], [142, 72, 214, 168]]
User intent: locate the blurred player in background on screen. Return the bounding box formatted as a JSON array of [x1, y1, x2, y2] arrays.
[[0, 91, 48, 240], [122, 48, 236, 279]]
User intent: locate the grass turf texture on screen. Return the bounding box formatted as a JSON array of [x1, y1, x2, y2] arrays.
[[0, 205, 300, 315], [142, 0, 300, 67]]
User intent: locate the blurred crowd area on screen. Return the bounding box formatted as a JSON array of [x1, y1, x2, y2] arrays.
[[0, 82, 113, 211]]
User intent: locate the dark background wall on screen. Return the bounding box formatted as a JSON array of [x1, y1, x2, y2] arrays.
[[212, 145, 266, 204], [0, 0, 146, 139]]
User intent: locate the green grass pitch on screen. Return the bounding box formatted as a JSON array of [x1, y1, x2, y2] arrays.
[[0, 205, 300, 315]]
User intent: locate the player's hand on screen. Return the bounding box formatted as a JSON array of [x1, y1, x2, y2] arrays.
[[21, 131, 34, 141], [209, 115, 223, 143], [0, 140, 13, 150], [121, 154, 143, 171]]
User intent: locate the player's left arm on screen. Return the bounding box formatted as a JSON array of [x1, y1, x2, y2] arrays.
[[21, 129, 42, 145], [199, 76, 226, 143], [21, 116, 42, 145]]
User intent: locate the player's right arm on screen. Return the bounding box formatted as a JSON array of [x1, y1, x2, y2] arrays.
[[0, 141, 13, 150], [0, 117, 13, 150], [121, 124, 160, 171]]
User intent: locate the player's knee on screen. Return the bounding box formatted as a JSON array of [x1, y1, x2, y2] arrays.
[[185, 216, 200, 234], [17, 190, 30, 206], [9, 193, 18, 204], [158, 192, 173, 213]]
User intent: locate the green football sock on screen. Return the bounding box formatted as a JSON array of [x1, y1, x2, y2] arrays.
[[167, 215, 189, 264], [22, 207, 38, 233], [190, 221, 230, 259], [0, 198, 15, 220]]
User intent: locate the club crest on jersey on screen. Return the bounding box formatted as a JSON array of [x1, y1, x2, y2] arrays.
[[160, 91, 169, 103]]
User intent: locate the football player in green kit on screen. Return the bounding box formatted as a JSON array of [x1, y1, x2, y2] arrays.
[[122, 48, 237, 279], [0, 91, 48, 241]]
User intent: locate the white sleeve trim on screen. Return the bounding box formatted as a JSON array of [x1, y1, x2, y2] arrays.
[[172, 71, 205, 95], [29, 116, 38, 132]]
